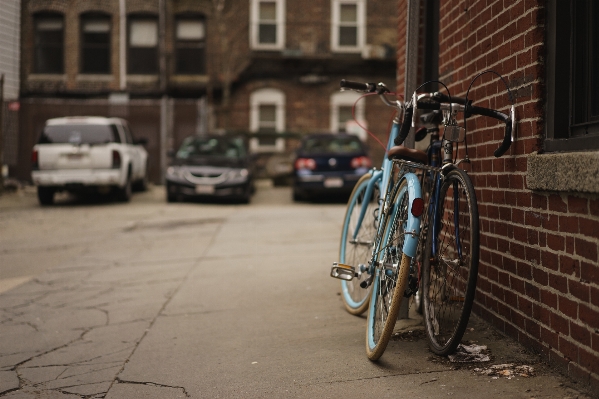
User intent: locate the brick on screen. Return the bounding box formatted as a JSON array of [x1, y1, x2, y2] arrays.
[[580, 261, 599, 283], [579, 303, 599, 330], [575, 237, 598, 263], [568, 196, 589, 214], [532, 266, 548, 285], [560, 215, 579, 234], [568, 279, 590, 302], [519, 295, 534, 315], [579, 217, 599, 237], [541, 325, 559, 349], [541, 250, 558, 271], [548, 272, 568, 294], [558, 296, 578, 319], [549, 194, 568, 213], [551, 312, 569, 335], [559, 255, 579, 277], [547, 234, 564, 252], [593, 330, 599, 352], [517, 261, 533, 280], [591, 286, 599, 308], [558, 336, 578, 362], [570, 321, 591, 347]]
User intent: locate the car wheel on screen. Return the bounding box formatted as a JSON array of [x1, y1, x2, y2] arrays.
[[116, 177, 132, 202], [37, 187, 55, 206]]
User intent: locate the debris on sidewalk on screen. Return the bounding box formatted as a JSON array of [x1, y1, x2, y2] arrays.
[[391, 329, 426, 341], [473, 364, 535, 379], [448, 343, 491, 363]]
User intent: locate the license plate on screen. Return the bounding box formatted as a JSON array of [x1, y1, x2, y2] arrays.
[[67, 154, 83, 160], [195, 185, 215, 194], [324, 178, 343, 188]]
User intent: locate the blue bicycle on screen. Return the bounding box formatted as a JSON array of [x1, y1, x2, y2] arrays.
[[332, 72, 516, 360]]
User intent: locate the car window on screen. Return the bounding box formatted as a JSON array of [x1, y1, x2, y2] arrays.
[[39, 124, 120, 144], [302, 136, 363, 154], [176, 137, 246, 159]]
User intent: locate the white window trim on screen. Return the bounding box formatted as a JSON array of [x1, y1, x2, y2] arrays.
[[250, 0, 286, 50], [330, 90, 367, 141], [250, 88, 286, 152], [331, 0, 366, 53]]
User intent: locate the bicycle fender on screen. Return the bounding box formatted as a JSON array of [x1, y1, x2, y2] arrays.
[[402, 172, 422, 258]]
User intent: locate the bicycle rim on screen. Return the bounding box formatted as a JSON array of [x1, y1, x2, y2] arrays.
[[340, 174, 378, 315], [366, 180, 410, 361], [423, 169, 479, 356]]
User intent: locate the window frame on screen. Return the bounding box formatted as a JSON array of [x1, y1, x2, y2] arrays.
[[79, 12, 112, 75], [174, 14, 206, 75], [33, 12, 65, 74], [249, 0, 286, 51], [330, 91, 366, 141], [249, 88, 286, 152], [127, 14, 159, 75], [545, 0, 599, 152], [331, 0, 366, 53]]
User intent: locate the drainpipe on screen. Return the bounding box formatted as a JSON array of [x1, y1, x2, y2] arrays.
[[119, 0, 126, 91], [403, 0, 420, 150], [398, 0, 421, 321]]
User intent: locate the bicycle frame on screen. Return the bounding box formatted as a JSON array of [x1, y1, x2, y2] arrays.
[[350, 119, 401, 241]]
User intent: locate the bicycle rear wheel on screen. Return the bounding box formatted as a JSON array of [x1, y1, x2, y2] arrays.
[[365, 179, 411, 361], [339, 173, 379, 315], [422, 168, 479, 356]]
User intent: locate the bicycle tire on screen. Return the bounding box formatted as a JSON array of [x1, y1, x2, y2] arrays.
[[365, 179, 411, 361], [339, 173, 379, 315], [422, 168, 479, 356]]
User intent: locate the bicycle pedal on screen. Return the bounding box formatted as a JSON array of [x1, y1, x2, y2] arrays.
[[330, 262, 355, 281]]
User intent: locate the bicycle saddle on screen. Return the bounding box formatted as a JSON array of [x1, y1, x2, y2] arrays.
[[387, 145, 428, 164]]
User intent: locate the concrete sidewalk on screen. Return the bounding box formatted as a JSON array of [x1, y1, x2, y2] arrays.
[[0, 185, 595, 398]]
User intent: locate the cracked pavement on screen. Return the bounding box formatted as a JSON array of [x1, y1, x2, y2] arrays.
[[0, 185, 594, 398]]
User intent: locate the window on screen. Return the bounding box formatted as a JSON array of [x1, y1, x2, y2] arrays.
[[33, 13, 64, 74], [250, 88, 285, 152], [128, 16, 158, 74], [175, 16, 206, 74], [80, 13, 111, 74], [545, 0, 599, 151], [331, 0, 365, 53], [250, 0, 285, 50], [330, 91, 366, 141]]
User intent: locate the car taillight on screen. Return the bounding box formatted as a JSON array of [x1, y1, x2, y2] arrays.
[[112, 150, 122, 169], [294, 158, 316, 170], [351, 156, 372, 169], [32, 149, 39, 169]]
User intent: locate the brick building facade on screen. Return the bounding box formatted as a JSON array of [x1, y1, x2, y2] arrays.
[[15, 0, 398, 183], [396, 0, 599, 391]]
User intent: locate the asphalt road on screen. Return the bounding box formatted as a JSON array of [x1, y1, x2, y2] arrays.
[[0, 183, 593, 398]]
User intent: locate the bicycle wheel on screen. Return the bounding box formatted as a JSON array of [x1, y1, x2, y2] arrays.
[[422, 168, 479, 356], [366, 179, 411, 361], [339, 173, 379, 315]]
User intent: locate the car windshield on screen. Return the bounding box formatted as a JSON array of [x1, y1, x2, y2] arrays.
[[176, 136, 246, 160], [301, 135, 363, 154], [39, 124, 120, 144]]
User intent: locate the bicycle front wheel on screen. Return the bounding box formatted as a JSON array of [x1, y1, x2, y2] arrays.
[[366, 179, 411, 361], [422, 168, 479, 356], [339, 173, 379, 315]]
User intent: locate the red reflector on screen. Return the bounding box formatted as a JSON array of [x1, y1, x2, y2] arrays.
[[32, 150, 38, 165], [411, 198, 424, 217]]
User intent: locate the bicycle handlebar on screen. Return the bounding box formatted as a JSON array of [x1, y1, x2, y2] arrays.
[[340, 79, 376, 93], [395, 96, 515, 158]]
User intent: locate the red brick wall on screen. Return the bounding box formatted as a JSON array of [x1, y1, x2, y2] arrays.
[[398, 0, 599, 390]]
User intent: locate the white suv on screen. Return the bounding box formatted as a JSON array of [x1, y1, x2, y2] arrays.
[[31, 116, 148, 205]]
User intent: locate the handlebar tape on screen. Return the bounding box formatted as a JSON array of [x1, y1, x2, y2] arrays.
[[466, 104, 512, 157], [340, 79, 375, 93]]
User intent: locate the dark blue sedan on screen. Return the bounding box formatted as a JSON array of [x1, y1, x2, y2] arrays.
[[292, 133, 371, 201]]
